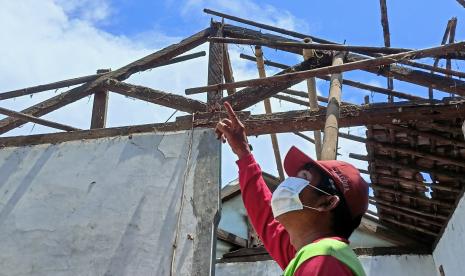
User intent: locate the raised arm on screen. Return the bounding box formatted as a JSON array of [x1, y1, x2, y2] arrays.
[[215, 102, 296, 269]]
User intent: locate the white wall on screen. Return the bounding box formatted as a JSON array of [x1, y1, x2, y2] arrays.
[[0, 129, 220, 276], [216, 254, 438, 276], [433, 191, 465, 276]]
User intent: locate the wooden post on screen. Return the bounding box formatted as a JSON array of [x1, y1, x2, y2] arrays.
[[223, 44, 236, 95], [321, 52, 344, 160], [207, 21, 224, 110], [255, 46, 285, 180], [303, 38, 323, 160], [446, 18, 457, 80], [90, 69, 110, 129]]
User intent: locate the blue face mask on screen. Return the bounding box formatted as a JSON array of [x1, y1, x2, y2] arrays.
[[270, 177, 332, 218]]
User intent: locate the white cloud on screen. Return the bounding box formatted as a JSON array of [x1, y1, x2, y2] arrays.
[[55, 0, 113, 23], [181, 0, 309, 32]]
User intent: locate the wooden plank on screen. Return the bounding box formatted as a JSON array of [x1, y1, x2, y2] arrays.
[[0, 29, 210, 135], [185, 41, 465, 95], [102, 79, 207, 113], [208, 37, 412, 54], [207, 22, 224, 110], [217, 228, 248, 248], [222, 44, 236, 95], [321, 53, 344, 160], [370, 196, 448, 220], [90, 69, 110, 129], [225, 24, 465, 96], [239, 53, 422, 101], [0, 106, 80, 132], [0, 99, 463, 147], [282, 89, 355, 106], [255, 46, 285, 180]]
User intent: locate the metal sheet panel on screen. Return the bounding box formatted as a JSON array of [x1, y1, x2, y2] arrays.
[[0, 129, 220, 276]]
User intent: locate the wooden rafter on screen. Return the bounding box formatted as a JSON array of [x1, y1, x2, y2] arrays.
[[102, 79, 207, 113], [186, 41, 465, 96], [239, 53, 423, 101], [0, 28, 210, 135], [223, 24, 465, 96], [0, 106, 80, 132]]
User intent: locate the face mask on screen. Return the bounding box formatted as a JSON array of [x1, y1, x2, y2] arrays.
[[270, 176, 332, 218]]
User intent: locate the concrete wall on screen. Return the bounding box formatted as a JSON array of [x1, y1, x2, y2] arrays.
[[433, 190, 465, 276], [0, 129, 220, 276], [216, 254, 437, 276]]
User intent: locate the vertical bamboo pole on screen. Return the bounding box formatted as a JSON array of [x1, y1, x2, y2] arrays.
[[302, 38, 323, 160], [255, 46, 285, 180], [321, 52, 344, 160]]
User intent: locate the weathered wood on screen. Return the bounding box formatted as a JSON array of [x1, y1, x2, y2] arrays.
[[226, 24, 465, 96], [402, 59, 465, 79], [208, 37, 412, 54], [446, 18, 458, 79], [371, 141, 465, 168], [1, 99, 463, 147], [222, 44, 236, 95], [0, 106, 80, 132], [217, 228, 248, 248], [239, 53, 423, 101], [90, 69, 110, 129], [370, 196, 448, 220], [220, 52, 333, 111], [349, 153, 369, 161], [102, 79, 207, 113], [293, 132, 315, 143], [457, 0, 465, 8], [380, 216, 439, 236], [255, 46, 285, 180], [371, 183, 454, 208], [273, 94, 313, 107], [0, 51, 206, 101], [303, 38, 323, 160], [186, 41, 465, 95], [321, 53, 344, 160], [0, 29, 210, 135], [281, 89, 355, 106], [207, 22, 224, 109], [383, 124, 465, 148], [378, 0, 394, 102], [376, 172, 461, 193]]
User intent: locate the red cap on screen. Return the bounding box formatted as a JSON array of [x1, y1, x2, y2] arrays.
[[283, 146, 368, 220]]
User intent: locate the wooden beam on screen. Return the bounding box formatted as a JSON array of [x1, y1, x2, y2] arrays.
[[186, 41, 465, 95], [378, 0, 394, 102], [446, 18, 458, 79], [0, 106, 80, 132], [273, 94, 312, 107], [321, 52, 344, 160], [371, 141, 465, 168], [281, 89, 355, 106], [90, 69, 110, 129], [220, 52, 333, 111], [102, 79, 207, 113], [370, 196, 448, 220], [225, 24, 465, 96], [222, 44, 236, 95], [207, 22, 224, 110], [0, 29, 210, 135], [303, 38, 323, 160], [0, 51, 206, 101], [239, 53, 423, 101], [1, 99, 463, 147], [376, 172, 461, 193], [208, 37, 412, 54], [255, 46, 285, 180], [217, 228, 248, 248], [457, 0, 465, 8], [380, 216, 439, 237]]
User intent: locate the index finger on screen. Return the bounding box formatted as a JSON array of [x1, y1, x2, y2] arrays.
[[223, 101, 239, 123]]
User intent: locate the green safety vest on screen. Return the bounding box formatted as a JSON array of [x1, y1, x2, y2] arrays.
[[283, 238, 366, 276]]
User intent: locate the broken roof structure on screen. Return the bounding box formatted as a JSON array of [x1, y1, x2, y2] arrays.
[[1, 4, 465, 275]]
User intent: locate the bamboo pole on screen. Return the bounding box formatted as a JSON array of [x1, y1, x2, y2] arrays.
[[303, 38, 322, 160], [207, 37, 412, 54], [239, 53, 423, 101], [255, 46, 285, 180], [185, 41, 465, 95], [0, 106, 80, 132], [321, 52, 344, 160]]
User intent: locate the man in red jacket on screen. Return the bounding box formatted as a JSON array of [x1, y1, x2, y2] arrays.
[[216, 102, 368, 276]]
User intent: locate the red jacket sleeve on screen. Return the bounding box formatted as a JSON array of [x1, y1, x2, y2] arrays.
[[236, 153, 296, 270], [294, 256, 354, 276]]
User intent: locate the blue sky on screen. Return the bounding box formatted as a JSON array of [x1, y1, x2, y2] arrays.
[[1, 0, 464, 185]]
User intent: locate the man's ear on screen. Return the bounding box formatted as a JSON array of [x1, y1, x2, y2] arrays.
[[317, 195, 340, 212]]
